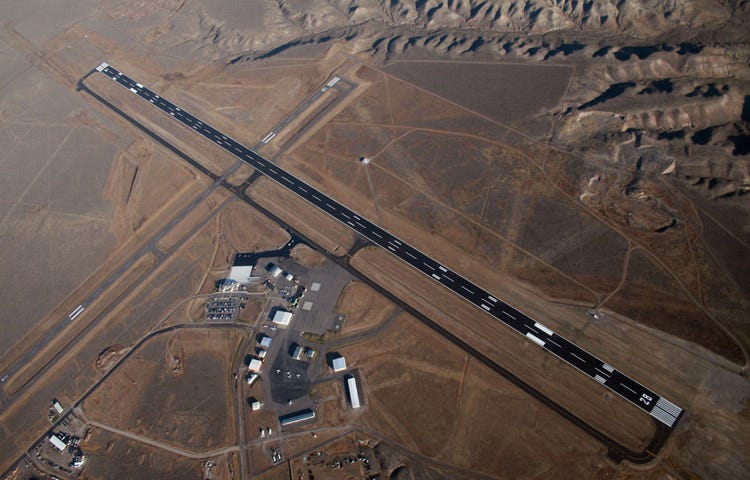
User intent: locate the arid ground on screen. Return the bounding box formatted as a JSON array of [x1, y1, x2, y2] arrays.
[[1, 1, 749, 479]]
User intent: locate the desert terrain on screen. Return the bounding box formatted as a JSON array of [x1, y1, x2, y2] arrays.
[[1, 1, 748, 479]]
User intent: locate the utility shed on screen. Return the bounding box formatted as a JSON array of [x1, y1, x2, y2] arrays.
[[346, 376, 361, 409], [248, 359, 263, 373], [272, 310, 292, 326], [332, 356, 347, 372], [290, 344, 303, 360], [260, 336, 272, 348]]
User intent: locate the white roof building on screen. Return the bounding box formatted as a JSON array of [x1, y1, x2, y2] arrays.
[[52, 400, 64, 414], [228, 265, 254, 285], [346, 376, 361, 409], [272, 310, 292, 326], [251, 400, 262, 411], [248, 359, 263, 373], [260, 336, 272, 348], [332, 356, 347, 372], [49, 435, 67, 452]]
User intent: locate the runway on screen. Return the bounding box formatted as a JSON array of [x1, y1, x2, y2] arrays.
[[96, 62, 682, 428]]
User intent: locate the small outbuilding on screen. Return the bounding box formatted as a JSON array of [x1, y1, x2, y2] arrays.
[[248, 358, 263, 373], [290, 343, 303, 360], [332, 356, 347, 372], [260, 336, 272, 348], [246, 373, 259, 386], [266, 262, 282, 277]]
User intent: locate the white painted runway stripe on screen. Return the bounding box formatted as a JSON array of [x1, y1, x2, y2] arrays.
[[502, 311, 516, 320], [405, 251, 417, 259], [69, 305, 85, 320], [620, 382, 638, 395], [570, 352, 586, 363], [534, 322, 554, 336], [656, 397, 682, 416], [487, 295, 498, 303], [650, 407, 676, 427], [461, 285, 475, 294], [526, 333, 545, 347], [431, 273, 441, 280], [481, 304, 491, 311]]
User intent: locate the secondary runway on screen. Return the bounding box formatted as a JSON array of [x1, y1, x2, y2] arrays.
[[96, 62, 682, 428]]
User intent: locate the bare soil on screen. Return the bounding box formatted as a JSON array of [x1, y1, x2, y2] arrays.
[[248, 176, 356, 256], [84, 328, 246, 452], [343, 313, 615, 479], [350, 248, 655, 452], [80, 427, 202, 480], [383, 61, 571, 129], [290, 244, 326, 267], [335, 282, 397, 336]]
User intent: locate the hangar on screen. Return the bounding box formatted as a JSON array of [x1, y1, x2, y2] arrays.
[[228, 253, 256, 285], [346, 376, 361, 409], [279, 409, 315, 426], [272, 310, 293, 326]]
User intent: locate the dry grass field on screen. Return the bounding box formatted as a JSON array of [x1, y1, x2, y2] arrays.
[[383, 61, 572, 134], [351, 247, 656, 451], [81, 427, 203, 480], [248, 177, 356, 256], [84, 327, 246, 452], [0, 63, 123, 354], [341, 313, 615, 479], [281, 61, 748, 366], [335, 282, 397, 336], [1, 1, 748, 478]]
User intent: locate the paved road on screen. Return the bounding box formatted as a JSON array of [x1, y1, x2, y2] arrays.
[[96, 62, 683, 429]]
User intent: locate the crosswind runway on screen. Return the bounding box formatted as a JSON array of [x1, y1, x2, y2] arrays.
[[96, 62, 682, 428]]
